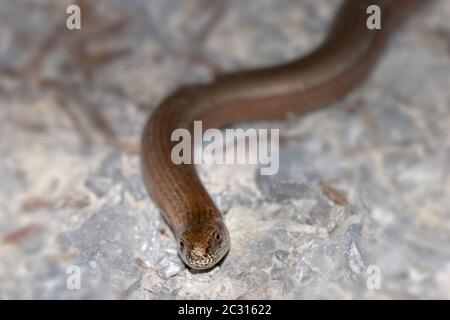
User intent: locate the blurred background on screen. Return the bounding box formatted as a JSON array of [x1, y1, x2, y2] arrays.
[[0, 0, 449, 299]]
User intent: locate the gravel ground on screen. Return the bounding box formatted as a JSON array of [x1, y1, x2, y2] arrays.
[[0, 0, 449, 299]]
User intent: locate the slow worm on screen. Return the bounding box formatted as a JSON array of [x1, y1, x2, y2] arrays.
[[141, 0, 424, 269]]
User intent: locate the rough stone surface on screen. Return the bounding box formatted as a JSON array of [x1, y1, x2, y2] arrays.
[[0, 0, 449, 299]]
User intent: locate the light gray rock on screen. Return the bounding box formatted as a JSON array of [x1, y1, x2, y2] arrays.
[[57, 203, 158, 297], [157, 251, 186, 279], [126, 173, 147, 201], [0, 0, 449, 300]]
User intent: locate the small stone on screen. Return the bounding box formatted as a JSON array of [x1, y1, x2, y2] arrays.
[[85, 151, 124, 198], [157, 252, 185, 279], [126, 173, 147, 201], [104, 183, 125, 206], [85, 177, 110, 198], [347, 241, 365, 275], [97, 151, 123, 179], [274, 249, 289, 261]]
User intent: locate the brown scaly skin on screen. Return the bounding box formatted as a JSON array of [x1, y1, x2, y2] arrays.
[[141, 0, 427, 270]]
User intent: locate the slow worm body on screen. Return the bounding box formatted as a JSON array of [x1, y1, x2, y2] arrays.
[[141, 0, 423, 269]]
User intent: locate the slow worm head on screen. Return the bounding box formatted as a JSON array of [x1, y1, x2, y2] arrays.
[[178, 219, 230, 269]]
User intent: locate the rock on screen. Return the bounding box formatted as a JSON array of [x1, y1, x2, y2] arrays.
[[57, 203, 158, 295], [1, 0, 449, 300], [126, 173, 147, 201], [85, 151, 124, 198], [274, 249, 289, 262], [157, 251, 186, 279]]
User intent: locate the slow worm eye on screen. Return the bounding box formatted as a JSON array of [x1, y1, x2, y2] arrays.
[[179, 241, 184, 248], [215, 233, 221, 241]]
